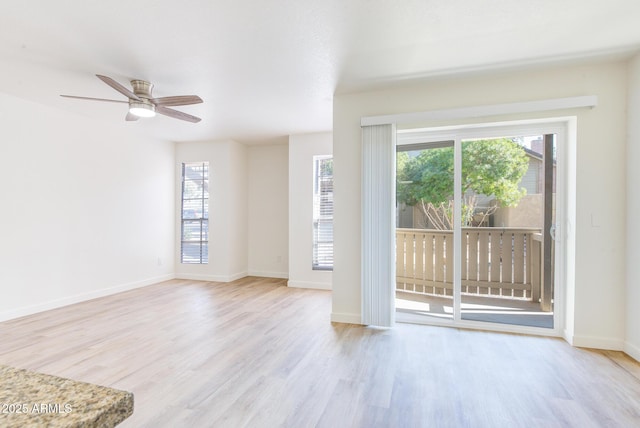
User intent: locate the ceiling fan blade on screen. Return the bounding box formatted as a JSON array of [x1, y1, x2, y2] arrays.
[[96, 74, 141, 101], [125, 112, 139, 121], [60, 95, 128, 104], [156, 106, 201, 123], [150, 95, 203, 107]]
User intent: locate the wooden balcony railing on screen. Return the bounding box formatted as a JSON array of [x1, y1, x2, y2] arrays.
[[396, 228, 542, 301]]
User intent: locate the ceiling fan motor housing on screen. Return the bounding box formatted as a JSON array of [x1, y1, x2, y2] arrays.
[[131, 80, 153, 98], [129, 80, 156, 116]]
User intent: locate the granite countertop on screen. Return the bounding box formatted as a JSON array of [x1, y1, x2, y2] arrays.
[[0, 365, 133, 428]]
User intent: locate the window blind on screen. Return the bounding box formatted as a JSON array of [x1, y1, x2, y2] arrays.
[[313, 156, 333, 270], [362, 124, 396, 327], [181, 162, 209, 264]]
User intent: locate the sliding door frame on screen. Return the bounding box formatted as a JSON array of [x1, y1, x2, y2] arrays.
[[395, 117, 573, 337]]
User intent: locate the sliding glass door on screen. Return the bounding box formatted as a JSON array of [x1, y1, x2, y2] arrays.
[[395, 122, 563, 333], [396, 141, 455, 320], [458, 135, 555, 328]]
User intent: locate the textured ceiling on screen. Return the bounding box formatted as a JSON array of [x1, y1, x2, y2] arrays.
[[1, 1, 639, 143]]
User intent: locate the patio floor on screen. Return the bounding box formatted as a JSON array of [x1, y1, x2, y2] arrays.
[[396, 290, 554, 329]]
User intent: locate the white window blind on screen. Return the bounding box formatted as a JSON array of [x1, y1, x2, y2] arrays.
[[313, 156, 333, 270], [362, 124, 396, 327], [181, 162, 209, 264]]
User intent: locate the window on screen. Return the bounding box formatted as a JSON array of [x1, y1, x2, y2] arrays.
[[181, 162, 209, 264], [313, 156, 333, 270]]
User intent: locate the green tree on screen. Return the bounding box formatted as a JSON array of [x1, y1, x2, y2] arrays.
[[397, 138, 529, 229]]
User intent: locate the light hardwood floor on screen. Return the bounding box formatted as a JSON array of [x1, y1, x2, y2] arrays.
[[1, 277, 640, 427]]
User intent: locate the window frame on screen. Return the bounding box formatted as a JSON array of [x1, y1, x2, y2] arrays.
[[312, 155, 334, 271], [180, 162, 209, 264]]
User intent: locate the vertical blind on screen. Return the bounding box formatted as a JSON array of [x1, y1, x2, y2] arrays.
[[181, 162, 209, 264], [362, 124, 396, 327], [313, 156, 334, 270]]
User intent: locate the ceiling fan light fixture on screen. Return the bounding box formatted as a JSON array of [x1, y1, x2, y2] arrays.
[[129, 102, 156, 118]]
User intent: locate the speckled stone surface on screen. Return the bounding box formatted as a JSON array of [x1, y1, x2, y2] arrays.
[[0, 365, 133, 427]]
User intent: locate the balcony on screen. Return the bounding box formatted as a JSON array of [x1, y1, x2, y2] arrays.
[[396, 227, 552, 327]]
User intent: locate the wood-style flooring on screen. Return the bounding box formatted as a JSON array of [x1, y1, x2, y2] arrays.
[[1, 277, 639, 427]]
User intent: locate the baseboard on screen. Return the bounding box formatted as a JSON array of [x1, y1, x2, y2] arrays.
[[287, 280, 331, 290], [0, 273, 175, 323], [227, 271, 248, 281], [570, 334, 624, 351], [624, 341, 640, 362], [175, 272, 248, 282], [562, 328, 574, 346], [330, 312, 362, 324], [248, 270, 289, 279]]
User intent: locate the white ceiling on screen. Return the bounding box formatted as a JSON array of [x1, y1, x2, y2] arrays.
[[1, 1, 639, 143]]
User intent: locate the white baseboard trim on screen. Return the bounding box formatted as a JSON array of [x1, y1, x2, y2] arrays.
[[248, 270, 289, 279], [624, 341, 640, 362], [288, 280, 332, 290], [569, 334, 624, 351], [330, 312, 362, 324], [228, 271, 248, 281], [175, 272, 248, 283], [0, 273, 175, 323], [562, 328, 574, 346]]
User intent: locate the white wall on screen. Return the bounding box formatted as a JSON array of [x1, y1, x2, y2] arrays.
[[228, 141, 249, 277], [0, 92, 175, 321], [626, 54, 640, 361], [175, 140, 248, 281], [333, 61, 629, 347], [247, 143, 289, 278], [288, 132, 333, 290]]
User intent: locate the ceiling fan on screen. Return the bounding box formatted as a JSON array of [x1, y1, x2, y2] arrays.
[[61, 74, 203, 123]]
